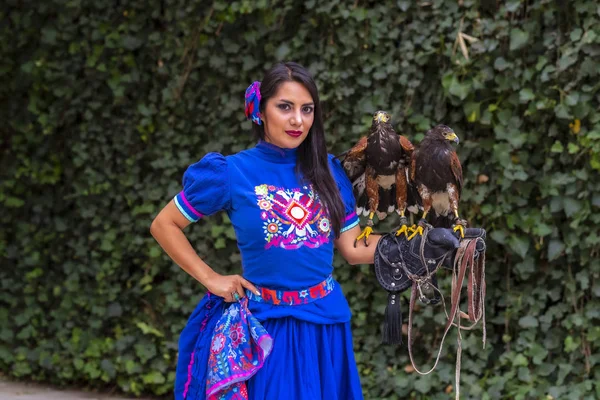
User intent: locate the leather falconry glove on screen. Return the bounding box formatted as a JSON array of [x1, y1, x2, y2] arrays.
[[373, 227, 486, 344]]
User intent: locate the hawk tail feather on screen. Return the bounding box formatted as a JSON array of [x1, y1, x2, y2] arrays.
[[355, 184, 396, 220], [429, 214, 455, 229]]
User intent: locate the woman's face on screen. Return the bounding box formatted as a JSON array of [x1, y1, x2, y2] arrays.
[[262, 81, 315, 149]]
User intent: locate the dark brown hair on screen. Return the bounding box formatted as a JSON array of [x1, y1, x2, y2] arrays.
[[252, 62, 345, 237]]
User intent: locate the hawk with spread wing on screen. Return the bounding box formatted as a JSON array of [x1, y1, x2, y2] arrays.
[[408, 125, 466, 239], [340, 111, 415, 246]]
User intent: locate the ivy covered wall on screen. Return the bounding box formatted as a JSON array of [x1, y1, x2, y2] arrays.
[[1, 1, 598, 399]]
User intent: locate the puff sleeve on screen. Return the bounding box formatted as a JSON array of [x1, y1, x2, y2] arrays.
[[328, 154, 360, 233], [173, 153, 231, 223]]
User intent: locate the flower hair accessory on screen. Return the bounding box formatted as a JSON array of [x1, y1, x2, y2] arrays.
[[245, 81, 262, 125]]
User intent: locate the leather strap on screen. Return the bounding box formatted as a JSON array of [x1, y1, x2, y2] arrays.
[[406, 236, 486, 400]]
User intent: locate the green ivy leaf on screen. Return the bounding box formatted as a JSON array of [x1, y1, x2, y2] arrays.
[[136, 322, 164, 338], [463, 102, 480, 122], [563, 198, 581, 217], [494, 57, 510, 71], [275, 43, 290, 59], [510, 28, 529, 50], [142, 371, 166, 384], [567, 143, 580, 154], [490, 230, 507, 244], [137, 104, 153, 117], [550, 141, 564, 153], [554, 104, 572, 119], [547, 239, 565, 261], [564, 336, 579, 353], [570, 28, 582, 42], [519, 316, 539, 328], [512, 353, 529, 367], [519, 88, 535, 103], [509, 236, 530, 258], [448, 77, 470, 100], [414, 376, 432, 393], [529, 345, 549, 365]]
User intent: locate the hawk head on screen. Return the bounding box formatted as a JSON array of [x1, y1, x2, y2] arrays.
[[372, 110, 392, 128], [373, 110, 391, 123], [426, 124, 460, 144]]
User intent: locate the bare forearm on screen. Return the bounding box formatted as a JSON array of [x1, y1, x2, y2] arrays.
[[335, 226, 382, 265], [346, 234, 381, 264], [150, 220, 216, 286]]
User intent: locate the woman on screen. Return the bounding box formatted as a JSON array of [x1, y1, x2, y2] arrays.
[[151, 61, 380, 399]]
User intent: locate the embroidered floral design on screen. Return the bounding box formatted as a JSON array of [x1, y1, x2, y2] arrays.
[[257, 199, 272, 211], [254, 184, 268, 196], [255, 184, 330, 250], [211, 333, 226, 354], [228, 307, 239, 319], [318, 217, 331, 234], [263, 219, 281, 238], [206, 298, 272, 399], [229, 323, 247, 348]]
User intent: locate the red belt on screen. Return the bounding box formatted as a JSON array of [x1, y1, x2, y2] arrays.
[[245, 274, 334, 305]]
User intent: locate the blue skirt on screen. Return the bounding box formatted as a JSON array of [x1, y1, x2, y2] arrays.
[[174, 294, 363, 400]]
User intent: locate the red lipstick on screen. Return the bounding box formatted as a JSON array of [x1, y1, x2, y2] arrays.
[[285, 130, 303, 137]]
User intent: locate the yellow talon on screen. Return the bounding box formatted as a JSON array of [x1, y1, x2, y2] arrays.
[[354, 226, 373, 247], [395, 225, 409, 237], [453, 224, 465, 238], [407, 225, 424, 241]]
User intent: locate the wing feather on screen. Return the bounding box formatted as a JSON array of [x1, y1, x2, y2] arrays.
[[450, 152, 463, 196], [341, 136, 368, 182], [399, 135, 414, 153]]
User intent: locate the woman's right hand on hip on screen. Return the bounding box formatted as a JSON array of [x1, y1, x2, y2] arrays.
[[204, 273, 261, 302]]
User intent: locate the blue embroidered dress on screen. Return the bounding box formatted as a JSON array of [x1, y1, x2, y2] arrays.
[[173, 141, 363, 400]]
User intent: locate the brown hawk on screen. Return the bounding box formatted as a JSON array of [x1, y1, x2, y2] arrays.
[[408, 124, 466, 239], [340, 111, 415, 246]]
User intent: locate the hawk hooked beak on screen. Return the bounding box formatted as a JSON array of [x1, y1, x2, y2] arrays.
[[446, 132, 460, 144]]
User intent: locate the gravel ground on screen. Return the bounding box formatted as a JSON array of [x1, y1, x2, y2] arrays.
[[0, 379, 152, 400]]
